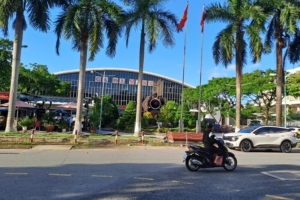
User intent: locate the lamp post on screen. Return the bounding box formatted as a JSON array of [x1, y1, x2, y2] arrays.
[[284, 74, 292, 127], [91, 70, 116, 133]]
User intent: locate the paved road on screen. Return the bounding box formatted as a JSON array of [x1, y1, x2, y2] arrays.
[[0, 146, 299, 200]]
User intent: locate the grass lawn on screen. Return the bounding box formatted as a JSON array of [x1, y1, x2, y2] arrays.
[[0, 132, 158, 140]]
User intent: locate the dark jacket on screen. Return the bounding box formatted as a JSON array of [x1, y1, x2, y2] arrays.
[[203, 129, 214, 148]]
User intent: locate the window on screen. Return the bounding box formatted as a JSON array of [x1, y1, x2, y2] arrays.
[[254, 127, 269, 134]]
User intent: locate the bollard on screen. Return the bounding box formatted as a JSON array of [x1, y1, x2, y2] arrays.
[[74, 130, 77, 144], [115, 130, 118, 145], [185, 131, 188, 147], [30, 129, 35, 143], [141, 131, 145, 144]]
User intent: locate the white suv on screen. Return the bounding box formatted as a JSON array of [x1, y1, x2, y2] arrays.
[[223, 126, 298, 153]]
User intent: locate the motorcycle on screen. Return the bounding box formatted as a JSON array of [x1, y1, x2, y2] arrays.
[[183, 137, 237, 171], [296, 131, 300, 139]]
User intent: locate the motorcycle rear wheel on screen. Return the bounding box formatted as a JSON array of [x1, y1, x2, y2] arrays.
[[185, 156, 201, 172], [223, 155, 237, 171]]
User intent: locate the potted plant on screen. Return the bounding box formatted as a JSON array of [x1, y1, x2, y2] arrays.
[[57, 119, 69, 133], [18, 116, 34, 131], [42, 112, 56, 132]]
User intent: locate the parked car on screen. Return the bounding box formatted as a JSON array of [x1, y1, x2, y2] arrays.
[[223, 126, 297, 153], [0, 115, 6, 128]]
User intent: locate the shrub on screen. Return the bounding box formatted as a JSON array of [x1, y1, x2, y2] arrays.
[[18, 116, 34, 127]]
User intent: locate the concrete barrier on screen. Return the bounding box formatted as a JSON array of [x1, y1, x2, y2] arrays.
[[167, 132, 203, 143]]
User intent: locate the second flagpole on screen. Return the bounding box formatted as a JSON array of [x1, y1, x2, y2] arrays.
[[197, 5, 205, 133]]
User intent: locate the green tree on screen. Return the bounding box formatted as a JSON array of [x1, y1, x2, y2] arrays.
[[242, 69, 277, 124], [0, 38, 13, 91], [102, 95, 119, 127], [184, 77, 236, 125], [54, 0, 123, 133], [205, 0, 266, 131], [175, 103, 196, 129], [159, 101, 179, 127], [118, 101, 136, 130], [18, 63, 71, 96], [121, 0, 178, 136], [0, 0, 66, 132], [258, 0, 300, 126], [286, 71, 300, 98]]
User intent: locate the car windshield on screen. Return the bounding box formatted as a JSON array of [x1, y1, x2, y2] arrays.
[[238, 127, 256, 133]]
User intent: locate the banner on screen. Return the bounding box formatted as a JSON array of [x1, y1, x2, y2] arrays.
[[112, 77, 118, 84], [119, 78, 125, 84], [129, 79, 135, 85]]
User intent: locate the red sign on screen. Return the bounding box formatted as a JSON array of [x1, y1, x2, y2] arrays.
[[0, 92, 9, 100], [142, 80, 147, 86]]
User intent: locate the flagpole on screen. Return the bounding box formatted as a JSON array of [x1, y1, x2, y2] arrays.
[[197, 5, 205, 133], [197, 30, 204, 133], [180, 5, 188, 132]]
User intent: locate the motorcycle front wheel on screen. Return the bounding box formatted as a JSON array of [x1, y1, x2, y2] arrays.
[[185, 156, 201, 172], [223, 155, 237, 171]]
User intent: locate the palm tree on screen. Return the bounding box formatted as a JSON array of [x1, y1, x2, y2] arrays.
[[121, 0, 178, 136], [258, 0, 300, 126], [0, 0, 66, 132], [205, 0, 266, 131], [54, 0, 123, 133]]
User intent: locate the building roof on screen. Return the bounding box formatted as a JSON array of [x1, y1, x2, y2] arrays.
[[54, 68, 195, 88]]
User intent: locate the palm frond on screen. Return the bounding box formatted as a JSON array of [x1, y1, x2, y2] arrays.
[[27, 0, 53, 32], [246, 25, 263, 63], [264, 16, 276, 53], [213, 25, 235, 67], [287, 29, 300, 64], [205, 2, 235, 24]]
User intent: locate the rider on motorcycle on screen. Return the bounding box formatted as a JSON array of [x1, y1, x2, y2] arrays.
[[203, 122, 223, 166]]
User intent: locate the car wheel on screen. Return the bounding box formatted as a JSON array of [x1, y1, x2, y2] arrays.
[[280, 141, 292, 153], [240, 140, 252, 152]]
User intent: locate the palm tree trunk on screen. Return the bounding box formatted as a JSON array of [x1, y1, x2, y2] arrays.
[[235, 65, 242, 132], [73, 40, 87, 134], [5, 11, 24, 133], [275, 41, 283, 126], [134, 20, 145, 137]]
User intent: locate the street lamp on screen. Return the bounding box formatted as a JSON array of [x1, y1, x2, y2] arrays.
[[284, 73, 292, 127], [91, 70, 117, 133]]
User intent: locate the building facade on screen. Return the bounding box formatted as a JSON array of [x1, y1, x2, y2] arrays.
[[54, 68, 195, 110]]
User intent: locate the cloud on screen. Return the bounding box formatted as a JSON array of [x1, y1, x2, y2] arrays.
[[246, 63, 260, 69], [226, 64, 236, 70], [209, 66, 232, 79]]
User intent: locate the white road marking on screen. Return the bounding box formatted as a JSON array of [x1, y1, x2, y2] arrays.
[[92, 175, 113, 178], [48, 173, 71, 176], [265, 194, 293, 200], [5, 173, 28, 175], [134, 177, 154, 181], [261, 170, 300, 181]]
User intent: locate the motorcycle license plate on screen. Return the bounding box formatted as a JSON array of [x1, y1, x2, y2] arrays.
[[183, 154, 187, 162]]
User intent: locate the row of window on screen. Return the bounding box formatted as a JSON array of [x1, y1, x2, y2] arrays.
[[57, 70, 190, 107]]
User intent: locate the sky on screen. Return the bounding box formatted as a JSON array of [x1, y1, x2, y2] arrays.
[[4, 0, 300, 87]]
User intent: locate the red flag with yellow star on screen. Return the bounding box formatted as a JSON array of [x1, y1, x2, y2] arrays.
[[177, 4, 188, 31]]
